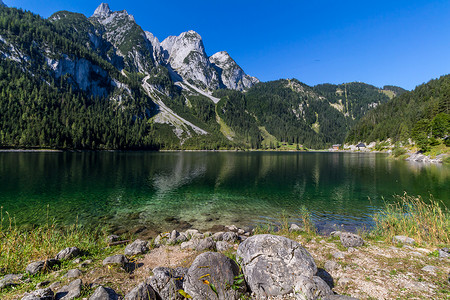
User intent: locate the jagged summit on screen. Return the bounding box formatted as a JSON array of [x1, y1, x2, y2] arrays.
[[210, 51, 259, 91], [93, 3, 111, 17]]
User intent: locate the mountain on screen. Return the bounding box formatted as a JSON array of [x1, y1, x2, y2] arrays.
[[210, 51, 259, 91], [0, 4, 404, 150], [346, 75, 450, 149]]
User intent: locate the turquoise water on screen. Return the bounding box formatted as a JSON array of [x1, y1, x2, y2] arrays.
[[0, 151, 448, 233]]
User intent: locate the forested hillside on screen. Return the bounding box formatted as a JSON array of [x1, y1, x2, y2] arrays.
[[0, 5, 409, 150], [346, 75, 450, 150]]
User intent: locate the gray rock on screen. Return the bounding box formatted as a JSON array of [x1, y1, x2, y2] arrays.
[[124, 239, 148, 256], [102, 255, 128, 267], [324, 260, 340, 272], [289, 223, 303, 232], [180, 239, 199, 250], [65, 269, 82, 278], [0, 273, 23, 289], [293, 275, 333, 300], [222, 232, 239, 243], [107, 235, 119, 243], [149, 267, 187, 300], [49, 281, 61, 291], [322, 295, 359, 300], [35, 280, 51, 289], [154, 233, 170, 246], [55, 247, 81, 261], [225, 225, 238, 232], [26, 259, 59, 275], [237, 234, 317, 297], [89, 286, 119, 300], [21, 287, 54, 300], [185, 229, 200, 237], [124, 282, 157, 300], [195, 237, 216, 251], [184, 252, 245, 299], [168, 230, 180, 243], [393, 235, 415, 245], [340, 233, 364, 248], [72, 258, 83, 264], [421, 265, 438, 274], [216, 241, 233, 252], [212, 232, 225, 241], [439, 248, 450, 258], [55, 279, 82, 300]]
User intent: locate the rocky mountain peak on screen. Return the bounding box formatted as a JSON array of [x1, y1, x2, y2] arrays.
[[210, 51, 259, 91], [93, 3, 112, 18]]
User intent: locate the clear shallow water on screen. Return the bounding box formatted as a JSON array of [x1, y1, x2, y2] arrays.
[[0, 151, 448, 233]]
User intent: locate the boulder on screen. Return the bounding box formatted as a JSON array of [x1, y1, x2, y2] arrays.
[[102, 255, 128, 267], [185, 229, 200, 237], [149, 267, 187, 300], [55, 247, 81, 261], [393, 236, 415, 245], [35, 280, 51, 289], [184, 252, 245, 299], [216, 241, 233, 252], [212, 232, 225, 241], [180, 239, 199, 250], [236, 234, 317, 297], [222, 232, 238, 243], [293, 275, 333, 300], [124, 282, 157, 300], [339, 233, 364, 248], [26, 259, 59, 275], [21, 287, 54, 300], [124, 239, 148, 256], [89, 286, 119, 300], [65, 269, 82, 278], [195, 237, 216, 251], [0, 273, 23, 290], [55, 279, 82, 300]]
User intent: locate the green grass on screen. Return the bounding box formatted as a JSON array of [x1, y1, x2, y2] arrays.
[[371, 194, 450, 246], [0, 207, 110, 275]]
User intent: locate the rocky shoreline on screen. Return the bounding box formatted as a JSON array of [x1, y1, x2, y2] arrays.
[[1, 224, 449, 300]]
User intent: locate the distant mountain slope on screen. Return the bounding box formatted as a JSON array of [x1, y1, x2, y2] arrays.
[[346, 75, 450, 145], [0, 4, 408, 150]]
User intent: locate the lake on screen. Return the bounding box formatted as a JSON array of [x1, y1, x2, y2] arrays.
[[0, 151, 448, 234]]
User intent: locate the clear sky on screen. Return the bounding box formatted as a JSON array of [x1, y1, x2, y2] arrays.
[[4, 0, 450, 90]]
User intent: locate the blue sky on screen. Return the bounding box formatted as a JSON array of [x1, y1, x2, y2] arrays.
[[4, 0, 450, 90]]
